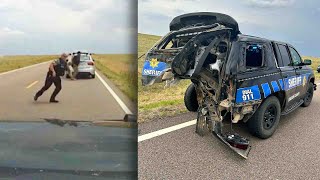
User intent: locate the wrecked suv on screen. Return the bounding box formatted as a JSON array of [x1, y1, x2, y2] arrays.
[[141, 12, 316, 158]]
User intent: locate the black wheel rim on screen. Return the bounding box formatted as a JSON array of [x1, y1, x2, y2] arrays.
[[305, 86, 313, 103], [263, 104, 277, 130]]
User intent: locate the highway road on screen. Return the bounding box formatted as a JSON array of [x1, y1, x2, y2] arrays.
[[138, 84, 320, 179], [0, 61, 135, 122]]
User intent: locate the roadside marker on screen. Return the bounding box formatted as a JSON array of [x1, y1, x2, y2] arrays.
[[138, 119, 196, 142], [95, 71, 133, 115], [26, 81, 38, 88]]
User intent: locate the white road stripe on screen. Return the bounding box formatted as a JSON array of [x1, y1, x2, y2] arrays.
[[95, 71, 133, 115], [317, 83, 320, 86], [0, 61, 51, 76], [26, 80, 38, 88], [138, 119, 196, 142]]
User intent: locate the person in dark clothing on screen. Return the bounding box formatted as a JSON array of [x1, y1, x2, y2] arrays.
[[34, 53, 68, 103], [71, 51, 81, 79]]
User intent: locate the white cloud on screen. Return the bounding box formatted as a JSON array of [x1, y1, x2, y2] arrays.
[[138, 0, 273, 35], [244, 0, 295, 8], [0, 0, 134, 54], [0, 27, 25, 37]]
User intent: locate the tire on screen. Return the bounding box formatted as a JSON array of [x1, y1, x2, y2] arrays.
[[184, 83, 199, 112], [301, 82, 314, 107], [92, 74, 95, 78], [247, 96, 281, 139]]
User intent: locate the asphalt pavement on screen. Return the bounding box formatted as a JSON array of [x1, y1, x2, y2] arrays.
[[0, 61, 135, 121], [138, 85, 320, 179]]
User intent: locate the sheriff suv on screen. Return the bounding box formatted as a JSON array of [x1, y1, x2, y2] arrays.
[[141, 12, 316, 141]]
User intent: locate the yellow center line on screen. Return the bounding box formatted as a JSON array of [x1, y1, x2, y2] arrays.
[[26, 80, 39, 89]]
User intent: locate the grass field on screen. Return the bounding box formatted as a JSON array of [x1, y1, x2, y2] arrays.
[[138, 33, 320, 123], [93, 54, 137, 102], [0, 55, 57, 73]]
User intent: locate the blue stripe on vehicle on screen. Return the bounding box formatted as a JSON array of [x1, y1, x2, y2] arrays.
[[278, 79, 284, 90], [271, 81, 280, 92], [261, 83, 271, 98]]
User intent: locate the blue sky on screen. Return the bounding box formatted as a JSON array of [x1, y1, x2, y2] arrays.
[[0, 0, 136, 55], [138, 0, 320, 57]]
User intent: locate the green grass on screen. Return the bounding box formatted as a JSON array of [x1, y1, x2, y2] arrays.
[[302, 56, 320, 80], [93, 54, 137, 103], [0, 55, 57, 73]]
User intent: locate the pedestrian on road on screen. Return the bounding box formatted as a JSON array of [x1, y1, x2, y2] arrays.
[[71, 51, 81, 79], [66, 53, 75, 80], [34, 53, 68, 103]]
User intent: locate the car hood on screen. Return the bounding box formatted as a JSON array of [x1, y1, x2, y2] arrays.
[[0, 120, 137, 179]]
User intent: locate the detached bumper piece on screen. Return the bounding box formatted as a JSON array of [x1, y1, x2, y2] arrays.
[[213, 131, 251, 159], [196, 116, 251, 159]]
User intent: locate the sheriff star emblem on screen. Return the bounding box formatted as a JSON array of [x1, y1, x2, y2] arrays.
[[303, 76, 307, 87], [149, 58, 159, 68]]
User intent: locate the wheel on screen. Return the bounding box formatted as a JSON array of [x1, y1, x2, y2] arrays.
[[92, 74, 95, 78], [184, 83, 199, 112], [247, 96, 281, 139], [66, 74, 70, 78], [301, 82, 314, 107]]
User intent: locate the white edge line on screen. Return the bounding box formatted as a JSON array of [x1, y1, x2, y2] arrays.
[[138, 119, 197, 142], [26, 80, 39, 89], [95, 71, 133, 115], [0, 60, 51, 76]]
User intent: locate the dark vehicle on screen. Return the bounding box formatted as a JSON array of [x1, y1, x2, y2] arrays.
[[0, 120, 137, 179], [317, 65, 320, 73], [141, 12, 316, 158]]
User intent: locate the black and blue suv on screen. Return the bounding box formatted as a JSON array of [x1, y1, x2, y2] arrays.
[[141, 12, 316, 158]]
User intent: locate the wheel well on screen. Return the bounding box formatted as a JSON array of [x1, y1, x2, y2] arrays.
[[310, 77, 315, 84], [273, 91, 286, 111]]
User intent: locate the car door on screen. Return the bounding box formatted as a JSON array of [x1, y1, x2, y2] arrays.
[[274, 43, 300, 110], [288, 46, 309, 100]]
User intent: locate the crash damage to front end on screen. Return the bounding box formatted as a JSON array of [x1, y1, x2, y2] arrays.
[[141, 12, 251, 158]]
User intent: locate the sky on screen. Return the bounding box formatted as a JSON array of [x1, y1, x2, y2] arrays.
[[138, 0, 320, 57], [0, 0, 136, 55]]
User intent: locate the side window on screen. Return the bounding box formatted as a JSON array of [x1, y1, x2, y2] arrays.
[[289, 47, 302, 66], [245, 44, 263, 69], [277, 44, 291, 66]]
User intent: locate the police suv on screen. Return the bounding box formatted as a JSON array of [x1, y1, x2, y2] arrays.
[[141, 12, 316, 158]]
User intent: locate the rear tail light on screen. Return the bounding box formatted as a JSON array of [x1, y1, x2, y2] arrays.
[[87, 62, 94, 66]]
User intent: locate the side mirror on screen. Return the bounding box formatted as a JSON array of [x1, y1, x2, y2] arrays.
[[304, 59, 312, 65], [92, 59, 95, 61]]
